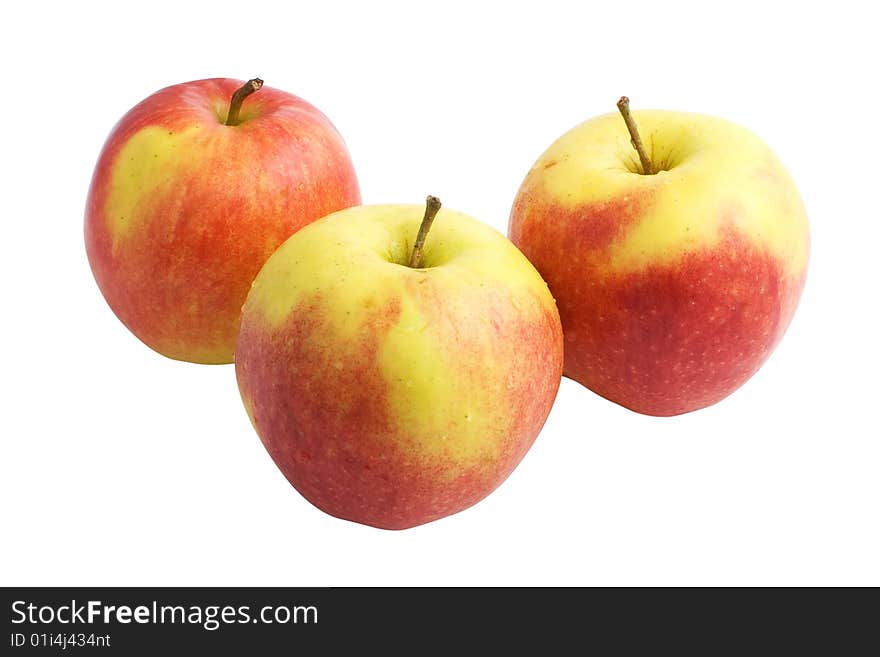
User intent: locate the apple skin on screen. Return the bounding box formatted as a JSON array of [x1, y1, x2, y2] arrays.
[[85, 78, 360, 364], [510, 110, 809, 416], [235, 204, 563, 529]]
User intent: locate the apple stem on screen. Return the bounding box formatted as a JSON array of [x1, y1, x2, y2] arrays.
[[225, 78, 264, 126], [408, 196, 443, 268], [616, 96, 654, 175]]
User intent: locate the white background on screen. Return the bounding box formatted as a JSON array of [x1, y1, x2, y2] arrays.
[[2, 0, 878, 586]]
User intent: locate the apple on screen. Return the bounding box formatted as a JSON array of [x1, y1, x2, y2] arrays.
[[85, 78, 360, 364], [509, 98, 809, 416], [235, 198, 563, 529]]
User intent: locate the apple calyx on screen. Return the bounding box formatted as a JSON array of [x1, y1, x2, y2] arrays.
[[225, 78, 264, 126], [616, 96, 654, 175], [408, 196, 442, 268]]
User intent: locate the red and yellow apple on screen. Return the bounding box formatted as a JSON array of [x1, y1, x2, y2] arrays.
[[235, 200, 563, 529], [510, 102, 809, 416], [85, 78, 360, 364]]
